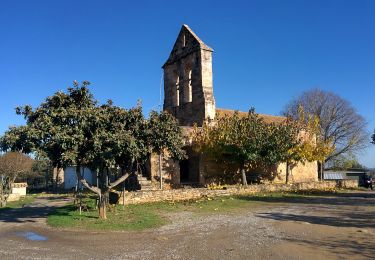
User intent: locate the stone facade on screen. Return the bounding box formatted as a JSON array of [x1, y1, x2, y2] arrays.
[[146, 24, 318, 189], [163, 24, 215, 127]]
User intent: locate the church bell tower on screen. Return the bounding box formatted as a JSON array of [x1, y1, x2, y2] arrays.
[[162, 24, 216, 126]]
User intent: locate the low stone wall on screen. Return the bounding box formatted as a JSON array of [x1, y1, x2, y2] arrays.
[[12, 182, 28, 196], [7, 193, 21, 202], [7, 182, 28, 202], [120, 180, 357, 205]]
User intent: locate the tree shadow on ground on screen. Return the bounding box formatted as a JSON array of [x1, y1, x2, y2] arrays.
[[237, 191, 375, 207], [256, 210, 375, 229], [274, 235, 375, 259], [0, 196, 71, 223], [246, 191, 375, 229]]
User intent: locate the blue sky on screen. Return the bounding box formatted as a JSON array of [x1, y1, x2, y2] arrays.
[[1, 0, 374, 167]]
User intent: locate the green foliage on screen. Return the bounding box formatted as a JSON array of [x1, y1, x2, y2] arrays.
[[0, 125, 34, 154], [193, 109, 301, 184], [1, 80, 184, 218], [288, 106, 335, 164], [12, 81, 96, 168], [0, 194, 37, 212], [148, 110, 185, 160], [88, 102, 149, 171]]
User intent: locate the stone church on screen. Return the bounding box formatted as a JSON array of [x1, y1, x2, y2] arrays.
[[146, 25, 317, 189]]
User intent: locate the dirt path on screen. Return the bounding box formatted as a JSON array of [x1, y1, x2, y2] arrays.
[[0, 195, 71, 227], [0, 191, 375, 259]]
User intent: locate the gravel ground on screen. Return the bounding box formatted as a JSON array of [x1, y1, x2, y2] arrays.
[[0, 191, 375, 259]]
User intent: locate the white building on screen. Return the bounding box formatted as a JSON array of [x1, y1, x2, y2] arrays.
[[64, 167, 96, 190]]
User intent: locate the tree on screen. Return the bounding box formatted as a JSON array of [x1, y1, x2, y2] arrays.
[[148, 111, 185, 189], [372, 131, 375, 145], [283, 89, 368, 169], [193, 109, 301, 185], [83, 102, 152, 219], [0, 125, 34, 154], [328, 154, 364, 170], [0, 152, 33, 207], [273, 119, 303, 184], [8, 81, 185, 219], [288, 107, 335, 181]]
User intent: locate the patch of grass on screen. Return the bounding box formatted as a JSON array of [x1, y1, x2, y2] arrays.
[[47, 198, 170, 231], [47, 195, 269, 231], [0, 194, 37, 211], [47, 190, 342, 231], [176, 196, 257, 214]]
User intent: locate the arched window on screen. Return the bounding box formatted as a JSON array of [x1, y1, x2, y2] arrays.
[[174, 76, 180, 107], [183, 70, 192, 103]]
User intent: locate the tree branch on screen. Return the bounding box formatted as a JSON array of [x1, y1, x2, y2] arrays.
[[75, 166, 101, 194], [108, 173, 130, 190]]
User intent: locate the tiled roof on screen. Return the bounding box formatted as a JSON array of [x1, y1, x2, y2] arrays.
[[216, 108, 287, 124]]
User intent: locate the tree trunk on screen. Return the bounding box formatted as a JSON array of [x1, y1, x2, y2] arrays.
[[98, 194, 107, 220], [99, 189, 109, 220], [318, 161, 323, 181], [159, 153, 163, 190], [321, 161, 325, 181], [0, 177, 5, 207], [286, 162, 290, 184], [53, 167, 62, 191], [241, 166, 247, 186]]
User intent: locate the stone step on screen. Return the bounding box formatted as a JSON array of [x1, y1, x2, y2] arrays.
[[135, 175, 154, 190], [139, 180, 152, 186], [137, 175, 150, 181]]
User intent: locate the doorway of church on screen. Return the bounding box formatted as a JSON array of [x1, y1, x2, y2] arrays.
[[179, 148, 200, 184], [179, 159, 189, 183]]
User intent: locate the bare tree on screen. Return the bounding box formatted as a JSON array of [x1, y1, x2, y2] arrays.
[[0, 152, 33, 207], [283, 89, 368, 169]]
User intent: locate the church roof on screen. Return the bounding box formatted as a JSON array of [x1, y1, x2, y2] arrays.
[[216, 108, 287, 124], [163, 24, 213, 68], [182, 24, 213, 52]]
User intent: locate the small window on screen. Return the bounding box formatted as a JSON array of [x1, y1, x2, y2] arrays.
[[187, 70, 192, 102], [175, 76, 180, 106], [182, 70, 192, 103]]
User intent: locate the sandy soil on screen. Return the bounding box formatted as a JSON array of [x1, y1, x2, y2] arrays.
[[0, 191, 375, 259]]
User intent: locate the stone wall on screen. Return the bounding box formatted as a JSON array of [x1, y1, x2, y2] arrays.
[[8, 182, 28, 202], [198, 153, 318, 186], [120, 180, 358, 205], [274, 161, 318, 184], [149, 152, 180, 189]]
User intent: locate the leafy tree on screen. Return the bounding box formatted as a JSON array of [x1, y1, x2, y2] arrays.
[[271, 119, 302, 184], [28, 155, 54, 190], [0, 125, 34, 154], [193, 109, 301, 185], [148, 111, 185, 189], [83, 102, 152, 219], [288, 107, 335, 181], [283, 89, 368, 167], [5, 81, 185, 219], [0, 152, 33, 207]]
